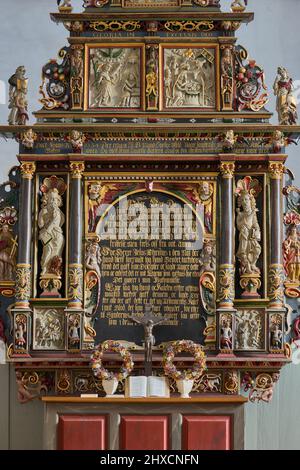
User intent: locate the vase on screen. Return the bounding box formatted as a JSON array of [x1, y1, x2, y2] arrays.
[[176, 379, 194, 398], [102, 377, 119, 397]]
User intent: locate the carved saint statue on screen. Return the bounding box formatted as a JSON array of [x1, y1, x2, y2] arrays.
[[0, 223, 17, 281], [8, 66, 28, 125], [38, 188, 65, 276], [236, 178, 262, 275], [273, 67, 298, 125], [283, 225, 300, 284]]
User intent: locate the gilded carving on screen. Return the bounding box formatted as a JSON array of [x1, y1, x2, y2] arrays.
[[70, 45, 84, 110], [269, 314, 284, 351], [8, 66, 28, 125], [15, 264, 31, 305], [219, 162, 235, 178], [221, 46, 234, 111], [273, 67, 298, 125], [0, 207, 18, 282], [21, 129, 38, 149], [57, 369, 72, 394], [57, 0, 73, 12], [163, 47, 215, 109], [269, 162, 285, 180], [268, 264, 285, 306], [20, 162, 36, 180], [38, 176, 66, 297], [199, 240, 216, 324], [235, 310, 264, 351], [14, 313, 28, 352], [33, 308, 65, 350], [68, 264, 84, 306], [224, 371, 239, 395], [235, 177, 262, 297], [70, 160, 85, 178], [16, 371, 48, 404], [219, 312, 233, 350], [231, 0, 246, 12], [39, 47, 70, 111], [83, 239, 101, 348], [283, 225, 300, 285], [243, 372, 280, 403], [89, 20, 141, 32], [193, 373, 222, 393], [88, 47, 141, 109], [67, 311, 81, 351], [164, 21, 214, 32], [218, 265, 235, 307], [145, 45, 159, 111]]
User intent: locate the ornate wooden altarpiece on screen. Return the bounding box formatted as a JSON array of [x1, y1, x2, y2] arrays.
[[0, 0, 300, 404]]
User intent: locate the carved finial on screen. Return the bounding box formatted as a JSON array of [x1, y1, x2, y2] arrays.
[[8, 66, 28, 126], [57, 0, 73, 12], [273, 67, 298, 125], [231, 0, 247, 12]]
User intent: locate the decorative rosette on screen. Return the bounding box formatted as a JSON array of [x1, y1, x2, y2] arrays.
[[91, 340, 134, 381], [162, 340, 206, 381]]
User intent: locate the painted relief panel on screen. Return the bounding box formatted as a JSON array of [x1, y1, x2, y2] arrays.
[[33, 308, 65, 350], [162, 46, 217, 110], [234, 309, 265, 351], [86, 46, 143, 110]]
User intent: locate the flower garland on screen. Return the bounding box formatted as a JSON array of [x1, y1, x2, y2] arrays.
[[162, 340, 206, 381], [91, 340, 134, 381]]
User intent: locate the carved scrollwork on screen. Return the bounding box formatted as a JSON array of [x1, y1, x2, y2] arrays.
[[224, 371, 239, 395], [268, 264, 285, 306], [15, 264, 31, 305], [218, 265, 235, 307], [39, 47, 70, 111], [89, 20, 141, 32], [164, 21, 214, 32], [242, 372, 280, 403]]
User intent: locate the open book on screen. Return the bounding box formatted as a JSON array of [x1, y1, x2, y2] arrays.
[[125, 376, 170, 398]]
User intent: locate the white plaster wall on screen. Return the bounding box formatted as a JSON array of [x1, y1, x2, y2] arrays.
[[0, 0, 299, 450]]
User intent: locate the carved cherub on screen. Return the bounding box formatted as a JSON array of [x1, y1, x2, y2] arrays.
[[265, 130, 298, 154], [217, 130, 249, 152], [21, 128, 38, 149]]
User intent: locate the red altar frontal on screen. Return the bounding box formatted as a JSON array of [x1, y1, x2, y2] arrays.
[[0, 0, 300, 451]]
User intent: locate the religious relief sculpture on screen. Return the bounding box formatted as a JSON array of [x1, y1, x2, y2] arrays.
[[235, 310, 264, 351], [163, 47, 215, 109], [235, 176, 262, 298], [273, 67, 298, 125], [8, 66, 28, 125], [39, 47, 70, 110], [235, 46, 268, 112], [88, 47, 141, 109], [38, 176, 67, 297], [67, 312, 81, 351], [33, 309, 65, 350], [0, 207, 18, 282], [14, 313, 28, 353]]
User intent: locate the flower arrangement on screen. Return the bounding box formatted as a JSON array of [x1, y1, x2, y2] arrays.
[[162, 340, 206, 381], [91, 340, 134, 381]]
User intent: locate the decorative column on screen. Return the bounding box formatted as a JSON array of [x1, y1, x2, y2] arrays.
[[12, 162, 36, 357], [65, 161, 85, 352], [217, 161, 236, 354], [267, 161, 285, 355], [15, 162, 36, 309], [67, 162, 85, 309], [268, 161, 285, 308]]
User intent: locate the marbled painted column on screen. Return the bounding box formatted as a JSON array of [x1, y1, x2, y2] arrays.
[[15, 162, 36, 309], [268, 161, 285, 308], [68, 161, 85, 309], [218, 161, 235, 309]]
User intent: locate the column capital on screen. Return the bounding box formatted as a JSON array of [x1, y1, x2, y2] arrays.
[[70, 161, 85, 179], [20, 162, 36, 180], [219, 161, 235, 179], [268, 161, 285, 180]]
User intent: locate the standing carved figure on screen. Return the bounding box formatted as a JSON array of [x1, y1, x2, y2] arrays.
[[236, 177, 262, 275], [221, 47, 233, 109], [273, 67, 298, 125], [283, 225, 300, 283], [8, 66, 28, 125], [38, 188, 65, 276]]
